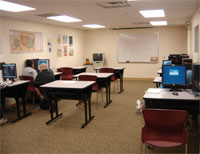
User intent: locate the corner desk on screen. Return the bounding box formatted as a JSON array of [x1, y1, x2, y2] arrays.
[[0, 80, 32, 122], [41, 80, 95, 128], [94, 67, 125, 93], [143, 88, 199, 115], [74, 72, 113, 108]]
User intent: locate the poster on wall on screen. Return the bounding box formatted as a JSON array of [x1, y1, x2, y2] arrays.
[[63, 45, 68, 56], [194, 25, 199, 52], [10, 30, 43, 53], [69, 36, 73, 47], [47, 39, 52, 52], [57, 49, 62, 57], [68, 47, 74, 56], [63, 35, 68, 44]]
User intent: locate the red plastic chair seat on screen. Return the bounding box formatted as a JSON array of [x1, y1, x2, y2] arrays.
[[58, 67, 73, 80], [79, 75, 99, 92]]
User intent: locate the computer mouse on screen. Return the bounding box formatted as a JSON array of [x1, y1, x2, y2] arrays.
[[172, 92, 178, 96]]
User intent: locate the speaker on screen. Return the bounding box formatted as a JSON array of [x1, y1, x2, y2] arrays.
[[192, 63, 200, 92]]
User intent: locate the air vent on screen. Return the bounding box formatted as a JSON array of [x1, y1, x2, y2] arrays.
[[36, 13, 60, 17], [97, 1, 130, 8]]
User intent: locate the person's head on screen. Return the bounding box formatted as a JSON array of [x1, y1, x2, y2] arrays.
[[27, 60, 34, 68], [39, 63, 48, 71]]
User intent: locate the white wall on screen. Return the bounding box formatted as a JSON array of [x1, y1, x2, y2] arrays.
[[0, 18, 86, 76], [85, 27, 187, 78], [188, 7, 200, 63]]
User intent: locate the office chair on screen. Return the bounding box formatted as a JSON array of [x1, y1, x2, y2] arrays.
[[19, 76, 37, 104], [57, 67, 73, 80], [141, 109, 188, 154], [79, 75, 103, 108], [99, 68, 118, 93]]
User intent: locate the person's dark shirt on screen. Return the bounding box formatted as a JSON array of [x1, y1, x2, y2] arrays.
[[34, 69, 55, 88]]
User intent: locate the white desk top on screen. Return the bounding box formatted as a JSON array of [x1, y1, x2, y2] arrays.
[[54, 72, 63, 75], [66, 66, 87, 69], [94, 67, 125, 70], [157, 68, 162, 74], [153, 76, 162, 83], [9, 80, 30, 87], [143, 88, 199, 101], [73, 72, 113, 78], [41, 80, 95, 89]]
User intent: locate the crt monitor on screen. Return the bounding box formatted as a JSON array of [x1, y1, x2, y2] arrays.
[[38, 59, 50, 70], [93, 53, 104, 63], [163, 60, 172, 65], [162, 65, 186, 91], [2, 63, 17, 81], [168, 54, 182, 65]]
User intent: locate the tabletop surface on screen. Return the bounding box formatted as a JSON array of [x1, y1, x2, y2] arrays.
[[74, 72, 113, 78], [94, 67, 125, 70], [41, 80, 95, 89], [143, 88, 199, 101]]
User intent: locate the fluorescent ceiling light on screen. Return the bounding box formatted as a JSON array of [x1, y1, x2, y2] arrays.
[[82, 24, 105, 29], [139, 10, 165, 18], [47, 15, 82, 23], [0, 0, 36, 12], [150, 21, 167, 26]]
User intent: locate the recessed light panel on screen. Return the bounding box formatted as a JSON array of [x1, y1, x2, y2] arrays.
[[150, 21, 167, 26], [47, 15, 82, 23], [82, 24, 105, 29], [139, 10, 165, 18], [0, 0, 36, 12]]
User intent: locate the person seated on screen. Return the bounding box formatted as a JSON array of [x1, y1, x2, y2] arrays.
[[34, 63, 55, 109], [22, 60, 38, 80]]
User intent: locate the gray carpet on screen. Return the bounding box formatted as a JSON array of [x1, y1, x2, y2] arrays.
[[0, 80, 199, 153]]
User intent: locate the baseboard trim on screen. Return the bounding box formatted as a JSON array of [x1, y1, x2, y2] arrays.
[[124, 78, 154, 81]]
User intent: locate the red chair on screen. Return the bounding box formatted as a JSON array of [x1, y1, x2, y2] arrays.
[[57, 67, 73, 80], [79, 75, 103, 107], [141, 109, 188, 154], [99, 68, 118, 93], [19, 76, 37, 104]]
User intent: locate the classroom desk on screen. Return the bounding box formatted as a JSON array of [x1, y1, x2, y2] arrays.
[[41, 80, 95, 128], [94, 67, 125, 93], [74, 72, 113, 108], [157, 68, 162, 76], [153, 76, 162, 88], [0, 80, 32, 122], [143, 88, 199, 115], [72, 66, 87, 75], [54, 72, 62, 80]]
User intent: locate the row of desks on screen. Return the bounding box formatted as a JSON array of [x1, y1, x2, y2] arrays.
[[1, 67, 125, 128]]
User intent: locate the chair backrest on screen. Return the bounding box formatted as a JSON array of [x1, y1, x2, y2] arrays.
[[142, 109, 188, 145], [99, 68, 115, 81], [79, 75, 98, 91], [19, 75, 35, 91], [58, 67, 73, 80]]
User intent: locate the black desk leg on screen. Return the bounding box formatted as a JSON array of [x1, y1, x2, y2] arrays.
[[46, 100, 63, 125], [104, 82, 112, 108], [118, 73, 124, 94]]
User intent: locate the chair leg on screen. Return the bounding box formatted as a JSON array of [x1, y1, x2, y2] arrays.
[[185, 144, 187, 154]]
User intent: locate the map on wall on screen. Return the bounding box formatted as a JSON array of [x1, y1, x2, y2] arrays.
[[10, 30, 43, 53]]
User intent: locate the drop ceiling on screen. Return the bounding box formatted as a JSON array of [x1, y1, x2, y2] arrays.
[[0, 0, 199, 30]]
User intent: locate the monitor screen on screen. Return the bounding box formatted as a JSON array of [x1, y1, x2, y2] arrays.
[[163, 60, 172, 65], [2, 63, 17, 79], [162, 65, 186, 85], [93, 53, 103, 62], [38, 59, 50, 70]]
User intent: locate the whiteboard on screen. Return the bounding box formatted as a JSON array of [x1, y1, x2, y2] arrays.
[[117, 33, 159, 63]]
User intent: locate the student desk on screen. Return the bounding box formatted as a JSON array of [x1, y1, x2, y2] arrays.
[[74, 72, 113, 108], [41, 80, 95, 128], [157, 68, 162, 76], [72, 66, 87, 75], [0, 80, 32, 122], [54, 72, 62, 80], [153, 76, 162, 88], [94, 67, 125, 93], [143, 88, 199, 115]]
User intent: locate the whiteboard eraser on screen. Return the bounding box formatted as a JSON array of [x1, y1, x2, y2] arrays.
[[126, 61, 130, 63]]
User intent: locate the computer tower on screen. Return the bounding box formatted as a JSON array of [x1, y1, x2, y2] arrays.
[[168, 54, 182, 65], [182, 58, 192, 70], [192, 63, 200, 92]]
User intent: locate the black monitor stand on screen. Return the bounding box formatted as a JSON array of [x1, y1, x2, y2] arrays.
[[169, 84, 182, 92]]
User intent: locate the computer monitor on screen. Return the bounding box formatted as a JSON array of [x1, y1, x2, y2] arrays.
[[163, 60, 172, 65], [162, 65, 186, 91], [38, 59, 50, 70], [168, 54, 182, 65], [93, 53, 104, 63], [2, 63, 17, 81], [0, 62, 5, 70]]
